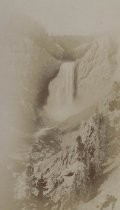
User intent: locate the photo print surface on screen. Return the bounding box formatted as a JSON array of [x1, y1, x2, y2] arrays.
[[0, 0, 120, 210]]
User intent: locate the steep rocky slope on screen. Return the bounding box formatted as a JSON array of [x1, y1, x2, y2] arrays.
[[16, 79, 120, 210], [76, 81, 120, 210], [15, 113, 106, 210]]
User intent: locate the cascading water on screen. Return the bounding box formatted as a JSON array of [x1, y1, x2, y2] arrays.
[[64, 62, 75, 104], [56, 62, 75, 105], [44, 62, 77, 121], [44, 37, 117, 122]]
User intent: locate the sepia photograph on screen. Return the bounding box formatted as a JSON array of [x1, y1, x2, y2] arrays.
[[0, 0, 120, 209]]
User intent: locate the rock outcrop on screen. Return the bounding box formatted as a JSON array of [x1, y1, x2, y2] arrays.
[[15, 113, 106, 210]]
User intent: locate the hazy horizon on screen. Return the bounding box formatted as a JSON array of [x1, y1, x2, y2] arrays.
[[1, 0, 120, 36]]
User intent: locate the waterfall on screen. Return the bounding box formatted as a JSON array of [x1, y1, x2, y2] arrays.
[[44, 37, 117, 122], [61, 62, 75, 104], [44, 62, 76, 121]]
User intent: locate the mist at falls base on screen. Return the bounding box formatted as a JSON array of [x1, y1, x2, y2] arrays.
[[44, 62, 79, 121]]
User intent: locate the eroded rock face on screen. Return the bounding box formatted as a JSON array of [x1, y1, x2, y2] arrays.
[[16, 113, 106, 210], [15, 79, 120, 210], [75, 81, 120, 210]]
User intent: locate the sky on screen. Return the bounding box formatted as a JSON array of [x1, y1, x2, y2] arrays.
[[1, 0, 120, 35]]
